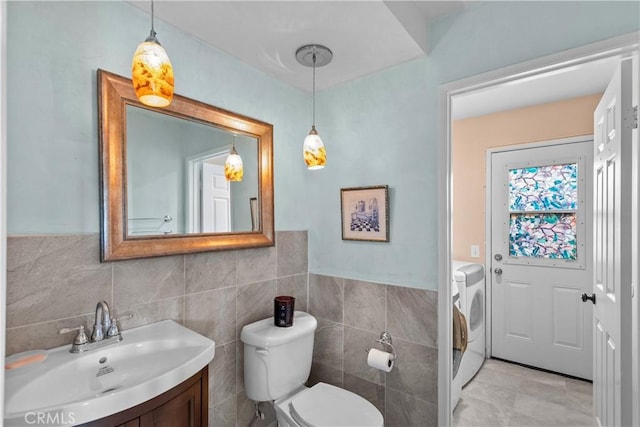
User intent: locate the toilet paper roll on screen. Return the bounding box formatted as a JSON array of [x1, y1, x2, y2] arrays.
[[367, 348, 394, 372]]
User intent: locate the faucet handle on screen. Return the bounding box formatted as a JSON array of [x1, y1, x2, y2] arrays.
[[58, 325, 89, 346], [91, 322, 105, 342], [106, 313, 134, 338]]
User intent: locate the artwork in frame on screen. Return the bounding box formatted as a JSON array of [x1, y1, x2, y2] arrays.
[[340, 185, 390, 242]]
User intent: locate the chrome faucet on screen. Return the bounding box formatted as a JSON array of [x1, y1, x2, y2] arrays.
[[58, 301, 133, 353], [91, 300, 112, 341]]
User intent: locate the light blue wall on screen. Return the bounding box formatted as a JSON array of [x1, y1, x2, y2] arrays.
[[7, 1, 309, 234], [6, 2, 639, 291], [308, 1, 640, 290]]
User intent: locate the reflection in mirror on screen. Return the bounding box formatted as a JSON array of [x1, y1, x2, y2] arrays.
[[126, 106, 259, 236], [98, 69, 274, 261]]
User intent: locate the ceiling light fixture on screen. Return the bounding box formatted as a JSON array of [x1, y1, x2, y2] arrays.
[[296, 44, 332, 170], [131, 0, 174, 108], [225, 135, 244, 182]]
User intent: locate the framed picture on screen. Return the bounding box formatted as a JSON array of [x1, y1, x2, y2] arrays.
[[340, 185, 389, 242]]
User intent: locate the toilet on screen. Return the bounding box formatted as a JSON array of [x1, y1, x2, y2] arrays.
[[241, 311, 384, 427]]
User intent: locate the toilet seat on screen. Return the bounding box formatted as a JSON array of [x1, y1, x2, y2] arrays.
[[288, 383, 383, 427]]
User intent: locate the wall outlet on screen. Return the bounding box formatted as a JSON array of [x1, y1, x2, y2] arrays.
[[470, 245, 480, 258]]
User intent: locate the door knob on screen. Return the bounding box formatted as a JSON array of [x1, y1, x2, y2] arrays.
[[581, 293, 596, 304], [494, 268, 503, 275]]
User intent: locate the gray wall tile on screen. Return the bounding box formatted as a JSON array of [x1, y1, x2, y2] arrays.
[[344, 279, 385, 333], [344, 326, 386, 386], [313, 317, 343, 370], [210, 342, 236, 406], [236, 246, 276, 286], [185, 250, 236, 294], [276, 274, 308, 312], [184, 287, 236, 345], [7, 235, 111, 327], [387, 286, 437, 347], [237, 340, 245, 394], [385, 388, 438, 427], [387, 338, 438, 403], [237, 393, 276, 427], [6, 233, 444, 427], [113, 255, 184, 311], [6, 313, 93, 355], [118, 297, 184, 330], [236, 279, 277, 337], [210, 395, 235, 427], [308, 274, 343, 323], [276, 231, 308, 277]]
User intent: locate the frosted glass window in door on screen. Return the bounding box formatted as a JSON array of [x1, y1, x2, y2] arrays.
[[508, 163, 578, 260], [509, 163, 578, 211]]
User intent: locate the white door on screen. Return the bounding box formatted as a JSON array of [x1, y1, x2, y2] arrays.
[[592, 58, 634, 427], [490, 140, 593, 379], [202, 161, 231, 232]]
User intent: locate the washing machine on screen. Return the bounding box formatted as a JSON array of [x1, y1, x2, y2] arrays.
[[453, 261, 486, 387]]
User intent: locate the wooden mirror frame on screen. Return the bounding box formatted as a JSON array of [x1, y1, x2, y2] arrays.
[[98, 69, 274, 261]]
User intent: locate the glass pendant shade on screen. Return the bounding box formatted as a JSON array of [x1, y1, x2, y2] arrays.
[[296, 44, 331, 170], [225, 147, 244, 181], [303, 125, 326, 170], [132, 37, 174, 107]]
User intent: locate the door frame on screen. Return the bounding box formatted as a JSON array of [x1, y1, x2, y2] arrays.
[[437, 31, 640, 425], [485, 136, 593, 362], [185, 147, 231, 233], [0, 2, 6, 421]]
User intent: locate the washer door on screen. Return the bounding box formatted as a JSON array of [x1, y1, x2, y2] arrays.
[[467, 288, 484, 342]]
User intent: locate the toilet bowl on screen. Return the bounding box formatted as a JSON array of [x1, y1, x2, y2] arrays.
[[240, 311, 383, 427]]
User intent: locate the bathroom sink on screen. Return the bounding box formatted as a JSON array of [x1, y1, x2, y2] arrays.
[[4, 320, 215, 426]]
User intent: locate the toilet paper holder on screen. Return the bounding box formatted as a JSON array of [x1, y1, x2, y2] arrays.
[[365, 331, 397, 361]]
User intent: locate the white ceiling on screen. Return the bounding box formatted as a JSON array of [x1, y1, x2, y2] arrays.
[[128, 1, 465, 91], [128, 1, 618, 118], [451, 55, 622, 120]]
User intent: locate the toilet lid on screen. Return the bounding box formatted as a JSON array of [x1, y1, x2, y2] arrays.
[[289, 383, 383, 427]]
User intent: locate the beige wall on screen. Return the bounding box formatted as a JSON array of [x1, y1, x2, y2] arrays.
[[452, 93, 601, 263]]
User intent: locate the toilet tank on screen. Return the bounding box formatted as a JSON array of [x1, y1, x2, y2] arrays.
[[240, 311, 317, 402]]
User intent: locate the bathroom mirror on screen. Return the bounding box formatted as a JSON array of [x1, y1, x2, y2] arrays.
[[98, 69, 274, 261]]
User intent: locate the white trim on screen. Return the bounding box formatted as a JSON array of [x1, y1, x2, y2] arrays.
[[438, 31, 640, 426], [484, 136, 593, 362], [185, 147, 231, 233], [1, 0, 7, 421], [437, 70, 452, 424], [632, 51, 640, 427]]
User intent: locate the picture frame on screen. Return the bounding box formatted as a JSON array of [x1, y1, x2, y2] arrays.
[[340, 185, 390, 242]]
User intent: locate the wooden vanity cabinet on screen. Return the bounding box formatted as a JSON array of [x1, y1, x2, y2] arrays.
[[82, 366, 208, 427]]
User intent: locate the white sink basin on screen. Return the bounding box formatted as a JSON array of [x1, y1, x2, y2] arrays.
[[4, 320, 215, 426]]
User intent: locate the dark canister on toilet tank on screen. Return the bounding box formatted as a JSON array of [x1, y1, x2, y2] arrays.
[[274, 296, 295, 327]]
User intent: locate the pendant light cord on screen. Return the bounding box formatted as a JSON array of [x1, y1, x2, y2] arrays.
[[149, 0, 157, 39], [312, 49, 317, 127]]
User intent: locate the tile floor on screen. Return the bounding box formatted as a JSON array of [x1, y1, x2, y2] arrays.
[[453, 358, 595, 427]]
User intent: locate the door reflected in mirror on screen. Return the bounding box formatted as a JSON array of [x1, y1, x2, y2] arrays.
[[126, 106, 259, 236]]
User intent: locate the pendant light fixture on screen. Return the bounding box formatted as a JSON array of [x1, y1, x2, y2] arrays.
[[296, 44, 332, 170], [225, 136, 243, 181], [131, 0, 174, 108]]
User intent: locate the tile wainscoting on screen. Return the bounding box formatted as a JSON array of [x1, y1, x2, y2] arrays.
[[307, 274, 439, 426], [5, 231, 438, 426]]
